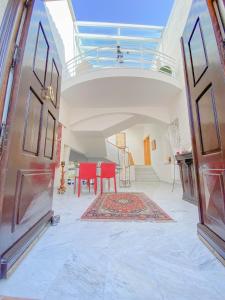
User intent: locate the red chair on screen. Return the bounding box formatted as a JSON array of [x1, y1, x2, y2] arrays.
[[99, 163, 117, 194], [74, 163, 97, 197]]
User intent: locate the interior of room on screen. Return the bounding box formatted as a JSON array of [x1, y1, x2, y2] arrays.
[[1, 0, 225, 299]]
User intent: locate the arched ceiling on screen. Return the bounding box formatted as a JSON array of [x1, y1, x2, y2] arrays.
[[71, 113, 133, 131], [62, 68, 181, 108]]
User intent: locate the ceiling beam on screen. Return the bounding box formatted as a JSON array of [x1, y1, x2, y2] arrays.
[[74, 33, 161, 43]]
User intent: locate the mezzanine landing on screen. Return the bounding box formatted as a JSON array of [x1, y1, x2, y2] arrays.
[[0, 182, 225, 300]]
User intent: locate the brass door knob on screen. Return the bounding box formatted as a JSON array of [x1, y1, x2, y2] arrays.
[[42, 85, 54, 102]]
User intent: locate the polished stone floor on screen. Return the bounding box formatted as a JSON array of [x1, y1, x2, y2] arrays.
[[0, 182, 225, 300]]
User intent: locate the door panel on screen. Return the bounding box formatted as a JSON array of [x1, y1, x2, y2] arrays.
[[202, 168, 225, 240], [182, 0, 225, 257], [196, 84, 221, 154], [23, 89, 43, 155], [0, 0, 61, 272], [188, 18, 208, 85], [14, 170, 52, 228], [44, 111, 55, 159], [33, 23, 49, 86], [50, 59, 59, 107]]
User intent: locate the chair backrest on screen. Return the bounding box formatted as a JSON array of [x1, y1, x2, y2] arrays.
[[100, 162, 116, 178], [79, 162, 97, 179]]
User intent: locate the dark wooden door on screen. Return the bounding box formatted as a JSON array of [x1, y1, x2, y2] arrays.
[[182, 0, 225, 259], [0, 0, 61, 276]]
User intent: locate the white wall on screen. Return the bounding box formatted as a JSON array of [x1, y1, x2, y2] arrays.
[[109, 122, 175, 183], [109, 126, 145, 165], [124, 126, 145, 165], [169, 90, 192, 152], [0, 0, 8, 27], [45, 0, 79, 64], [143, 124, 174, 183], [160, 0, 193, 62], [160, 0, 193, 153], [59, 99, 107, 157], [45, 4, 65, 65]]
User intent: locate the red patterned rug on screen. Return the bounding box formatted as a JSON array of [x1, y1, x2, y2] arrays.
[[81, 193, 173, 222]]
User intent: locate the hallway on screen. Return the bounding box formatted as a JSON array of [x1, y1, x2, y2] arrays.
[[0, 183, 225, 300]]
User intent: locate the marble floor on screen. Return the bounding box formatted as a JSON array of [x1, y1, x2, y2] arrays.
[[0, 182, 225, 300]]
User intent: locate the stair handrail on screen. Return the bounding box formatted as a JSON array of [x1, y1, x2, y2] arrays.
[[106, 140, 130, 167], [106, 140, 131, 187]]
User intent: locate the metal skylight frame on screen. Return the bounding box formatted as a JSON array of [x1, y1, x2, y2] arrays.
[[64, 21, 176, 79], [75, 21, 164, 54]]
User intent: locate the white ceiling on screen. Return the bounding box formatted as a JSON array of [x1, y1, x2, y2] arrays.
[[61, 69, 181, 136], [71, 113, 133, 131], [62, 69, 181, 108]]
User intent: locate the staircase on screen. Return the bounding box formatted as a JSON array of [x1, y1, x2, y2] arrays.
[[135, 165, 159, 182], [106, 140, 131, 186]]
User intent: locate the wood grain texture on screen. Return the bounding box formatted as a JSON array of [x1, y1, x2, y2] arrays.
[[0, 0, 61, 278], [176, 153, 197, 205], [182, 0, 225, 260], [0, 0, 22, 121]]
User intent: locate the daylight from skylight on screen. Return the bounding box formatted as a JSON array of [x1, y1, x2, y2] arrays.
[[69, 1, 175, 72]]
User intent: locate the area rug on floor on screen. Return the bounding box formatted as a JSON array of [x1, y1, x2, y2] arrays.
[[81, 192, 174, 222]]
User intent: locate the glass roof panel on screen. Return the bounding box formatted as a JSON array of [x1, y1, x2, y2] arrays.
[[120, 27, 162, 38], [78, 25, 117, 35], [80, 38, 117, 47], [118, 40, 159, 50], [75, 22, 165, 70]]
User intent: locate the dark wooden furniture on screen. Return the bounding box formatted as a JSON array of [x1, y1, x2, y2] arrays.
[[182, 0, 225, 262], [176, 152, 197, 205], [0, 0, 61, 278]]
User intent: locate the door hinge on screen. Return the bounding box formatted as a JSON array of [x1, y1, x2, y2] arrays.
[[11, 45, 22, 69]]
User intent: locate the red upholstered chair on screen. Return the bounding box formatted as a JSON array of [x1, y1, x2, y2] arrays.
[[99, 162, 117, 194], [74, 163, 97, 197]]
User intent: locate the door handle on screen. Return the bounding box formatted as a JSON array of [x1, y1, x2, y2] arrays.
[[41, 85, 54, 102]]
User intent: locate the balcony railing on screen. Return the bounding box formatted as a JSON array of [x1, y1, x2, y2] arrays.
[[63, 21, 177, 81], [64, 45, 177, 80]]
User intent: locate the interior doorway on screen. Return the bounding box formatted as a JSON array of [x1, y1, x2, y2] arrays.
[[144, 136, 151, 166]]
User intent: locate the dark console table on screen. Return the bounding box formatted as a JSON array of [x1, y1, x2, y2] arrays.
[[175, 152, 197, 205]]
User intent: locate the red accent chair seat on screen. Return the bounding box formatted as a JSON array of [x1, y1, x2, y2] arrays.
[[74, 162, 97, 197], [99, 162, 117, 194]]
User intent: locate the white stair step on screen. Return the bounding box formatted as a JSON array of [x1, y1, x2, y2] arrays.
[[134, 165, 159, 182]]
